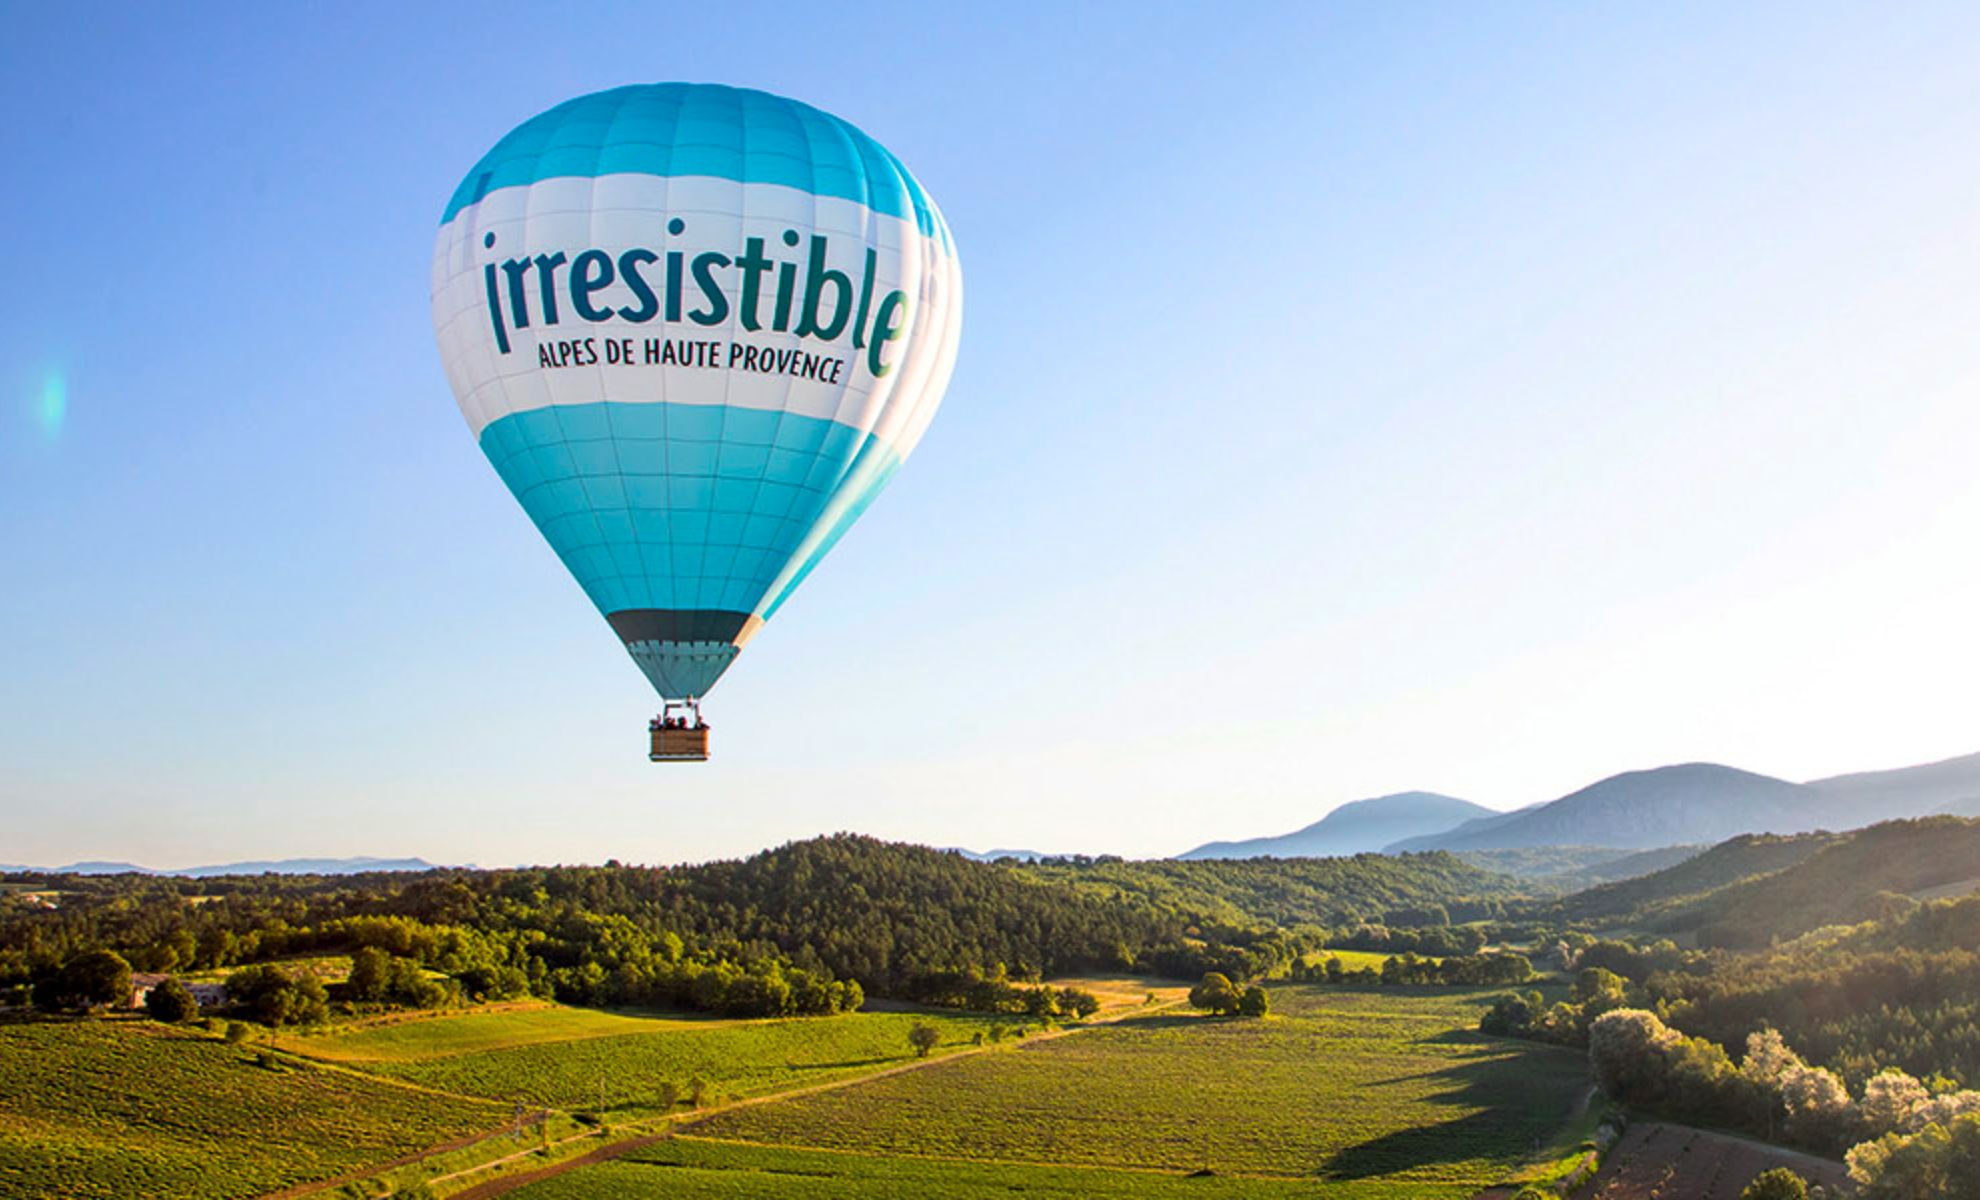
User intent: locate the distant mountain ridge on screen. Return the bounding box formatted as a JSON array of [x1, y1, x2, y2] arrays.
[[0, 856, 443, 877], [1178, 750, 1980, 863], [1178, 792, 1494, 860], [1805, 751, 1980, 818], [1387, 764, 1812, 852]]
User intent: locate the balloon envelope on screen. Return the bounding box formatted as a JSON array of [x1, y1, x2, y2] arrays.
[[432, 84, 961, 698]]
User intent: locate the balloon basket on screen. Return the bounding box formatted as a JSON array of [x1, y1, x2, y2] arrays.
[[648, 699, 710, 763]]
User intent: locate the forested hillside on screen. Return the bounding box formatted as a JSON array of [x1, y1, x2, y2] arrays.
[[1552, 889, 1980, 1092], [1661, 817, 1980, 948], [1014, 851, 1528, 928], [1531, 831, 1841, 927], [2, 836, 1530, 1021]]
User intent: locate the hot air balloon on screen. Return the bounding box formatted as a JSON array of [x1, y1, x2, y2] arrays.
[[431, 84, 961, 761]]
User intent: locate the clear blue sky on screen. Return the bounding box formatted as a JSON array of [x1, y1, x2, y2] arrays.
[[6, 3, 1980, 868]]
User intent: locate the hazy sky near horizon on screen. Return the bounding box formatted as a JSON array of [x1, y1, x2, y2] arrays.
[[5, 3, 1980, 869]]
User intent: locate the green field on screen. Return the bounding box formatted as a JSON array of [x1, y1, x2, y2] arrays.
[[273, 1002, 746, 1061], [0, 1018, 498, 1200], [1307, 949, 1423, 971], [0, 987, 1585, 1200], [282, 1004, 1026, 1118], [509, 1136, 1358, 1199], [681, 986, 1584, 1195]]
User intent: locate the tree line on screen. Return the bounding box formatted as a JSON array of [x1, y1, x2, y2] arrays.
[[4, 835, 1448, 1024]]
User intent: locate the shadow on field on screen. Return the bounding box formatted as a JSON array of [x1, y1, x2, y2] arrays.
[[1317, 1052, 1576, 1180], [1108, 1014, 1217, 1032]]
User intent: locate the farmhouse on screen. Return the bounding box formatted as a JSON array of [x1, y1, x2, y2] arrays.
[[127, 974, 227, 1010], [128, 973, 167, 1008]]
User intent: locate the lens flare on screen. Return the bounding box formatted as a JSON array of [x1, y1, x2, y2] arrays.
[[38, 371, 66, 439]]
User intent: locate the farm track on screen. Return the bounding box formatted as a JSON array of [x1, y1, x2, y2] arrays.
[[257, 1121, 520, 1200], [441, 1002, 1188, 1200]]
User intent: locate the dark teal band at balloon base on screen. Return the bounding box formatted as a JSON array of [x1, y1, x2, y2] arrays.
[[607, 609, 755, 646]]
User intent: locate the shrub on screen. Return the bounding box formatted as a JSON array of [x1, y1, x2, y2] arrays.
[[1741, 1168, 1808, 1199], [145, 977, 199, 1023], [1848, 1111, 1980, 1199], [908, 1021, 940, 1057], [226, 965, 330, 1026], [1189, 972, 1240, 1016], [32, 949, 132, 1011]]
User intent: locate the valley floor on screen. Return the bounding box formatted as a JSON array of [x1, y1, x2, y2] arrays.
[[0, 983, 1591, 1199]]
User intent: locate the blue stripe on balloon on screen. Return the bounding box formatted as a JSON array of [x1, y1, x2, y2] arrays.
[[441, 83, 943, 240], [478, 401, 902, 623]]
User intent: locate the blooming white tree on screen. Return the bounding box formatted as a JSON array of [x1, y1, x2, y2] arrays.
[[1780, 1063, 1854, 1148], [1859, 1069, 1931, 1137]]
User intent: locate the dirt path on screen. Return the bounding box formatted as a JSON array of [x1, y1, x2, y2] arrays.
[[441, 1002, 1187, 1200], [258, 1121, 520, 1200]]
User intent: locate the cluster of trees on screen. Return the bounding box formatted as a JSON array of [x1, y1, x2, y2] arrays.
[[1559, 932, 1702, 982], [1326, 922, 1491, 956], [1848, 1111, 1980, 1199], [1187, 972, 1269, 1017], [1479, 966, 1627, 1046], [1507, 908, 1980, 1092], [28, 948, 131, 1011], [1293, 951, 1532, 988], [1583, 1009, 1980, 1161], [897, 967, 1100, 1019], [226, 964, 331, 1026], [1637, 895, 1980, 1089], [1142, 927, 1309, 984]]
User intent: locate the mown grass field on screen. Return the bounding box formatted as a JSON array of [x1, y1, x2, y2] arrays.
[[0, 1018, 499, 1200], [686, 986, 1585, 1195], [282, 1004, 1026, 1118], [1047, 973, 1192, 1012]]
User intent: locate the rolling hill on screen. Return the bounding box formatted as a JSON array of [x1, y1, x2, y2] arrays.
[[1387, 764, 1816, 852], [1666, 817, 1980, 947], [1530, 816, 1980, 947], [1176, 792, 1494, 860], [1535, 831, 1842, 927], [1804, 750, 1980, 818], [1384, 751, 1980, 855], [0, 856, 442, 876], [1457, 843, 1708, 889]]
